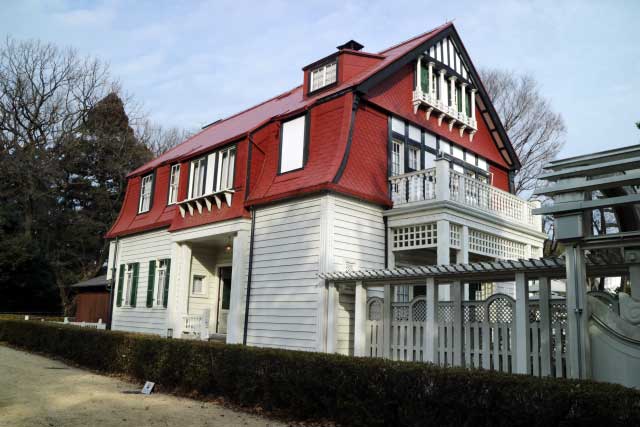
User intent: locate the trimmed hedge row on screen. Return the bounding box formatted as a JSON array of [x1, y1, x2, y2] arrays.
[[1, 319, 639, 426]]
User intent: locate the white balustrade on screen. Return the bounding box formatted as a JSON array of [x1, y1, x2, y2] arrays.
[[389, 168, 436, 206]]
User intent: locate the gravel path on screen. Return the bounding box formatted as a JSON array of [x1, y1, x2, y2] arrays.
[[0, 344, 287, 427]]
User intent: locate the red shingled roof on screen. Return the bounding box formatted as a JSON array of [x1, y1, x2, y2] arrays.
[[128, 22, 454, 178]]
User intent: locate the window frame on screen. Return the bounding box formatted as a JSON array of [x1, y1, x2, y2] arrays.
[[191, 274, 207, 297], [278, 113, 310, 175], [154, 259, 168, 308], [124, 264, 134, 306], [308, 60, 338, 94], [188, 156, 207, 199], [167, 164, 181, 205], [216, 146, 236, 192], [138, 173, 154, 214]]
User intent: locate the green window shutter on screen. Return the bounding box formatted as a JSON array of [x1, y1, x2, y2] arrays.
[[163, 259, 171, 308], [420, 63, 429, 92], [146, 260, 156, 308], [116, 264, 125, 307], [130, 263, 139, 307]]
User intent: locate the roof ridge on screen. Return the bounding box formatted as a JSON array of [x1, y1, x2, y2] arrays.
[[377, 21, 453, 55]]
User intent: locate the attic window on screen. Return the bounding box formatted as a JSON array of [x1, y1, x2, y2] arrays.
[[310, 61, 337, 92], [138, 174, 154, 213]]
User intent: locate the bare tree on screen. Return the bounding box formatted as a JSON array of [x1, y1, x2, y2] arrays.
[[480, 68, 566, 196], [135, 119, 194, 156]]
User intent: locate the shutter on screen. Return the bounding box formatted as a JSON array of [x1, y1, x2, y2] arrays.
[[420, 63, 429, 92], [130, 262, 139, 307], [116, 264, 125, 307], [163, 259, 171, 308], [146, 260, 156, 308]]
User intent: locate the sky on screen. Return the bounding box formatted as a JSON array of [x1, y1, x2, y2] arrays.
[[2, 0, 639, 159]]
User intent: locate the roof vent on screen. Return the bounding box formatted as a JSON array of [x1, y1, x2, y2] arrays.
[[337, 40, 364, 51]]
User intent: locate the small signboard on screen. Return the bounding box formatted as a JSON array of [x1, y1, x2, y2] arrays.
[[141, 381, 155, 395]]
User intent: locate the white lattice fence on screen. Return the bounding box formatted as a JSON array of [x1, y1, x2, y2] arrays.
[[390, 297, 426, 361], [528, 300, 567, 377]]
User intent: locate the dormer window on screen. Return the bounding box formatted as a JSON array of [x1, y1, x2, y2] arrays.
[[310, 61, 337, 92], [138, 174, 154, 213]]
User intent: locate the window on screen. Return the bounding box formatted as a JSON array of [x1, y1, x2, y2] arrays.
[[477, 158, 488, 171], [408, 146, 420, 171], [395, 286, 409, 303], [124, 264, 134, 305], [424, 151, 436, 169], [189, 157, 206, 198], [391, 140, 403, 176], [138, 174, 153, 213], [452, 145, 464, 161], [192, 275, 206, 296], [216, 147, 236, 191], [439, 140, 450, 155], [156, 260, 168, 307], [310, 61, 337, 92], [168, 164, 180, 205], [279, 115, 308, 173]]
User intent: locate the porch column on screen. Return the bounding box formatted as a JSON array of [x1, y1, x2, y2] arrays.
[[354, 281, 367, 357], [514, 272, 530, 374], [452, 280, 463, 366], [460, 83, 467, 117], [166, 241, 184, 336], [424, 277, 438, 363], [326, 281, 338, 353], [539, 276, 552, 376], [470, 88, 477, 121], [565, 244, 591, 379], [437, 219, 450, 265], [415, 56, 422, 93], [227, 230, 249, 344], [383, 284, 392, 358], [438, 69, 447, 106], [456, 225, 469, 264], [449, 76, 457, 112]]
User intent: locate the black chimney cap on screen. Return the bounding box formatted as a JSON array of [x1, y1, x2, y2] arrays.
[[337, 40, 364, 51]]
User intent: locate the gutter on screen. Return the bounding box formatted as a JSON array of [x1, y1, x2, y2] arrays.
[[242, 207, 257, 345]]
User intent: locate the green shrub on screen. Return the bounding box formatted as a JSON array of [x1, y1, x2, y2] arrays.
[[1, 319, 639, 426]]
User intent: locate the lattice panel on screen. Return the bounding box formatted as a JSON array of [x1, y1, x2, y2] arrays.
[[438, 304, 453, 323], [450, 223, 461, 248], [412, 300, 426, 322], [463, 304, 485, 323], [369, 299, 382, 321], [551, 303, 567, 324], [488, 297, 514, 323], [393, 305, 409, 321], [531, 246, 543, 259], [393, 223, 437, 249], [468, 229, 526, 259]]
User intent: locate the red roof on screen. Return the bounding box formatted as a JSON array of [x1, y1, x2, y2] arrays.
[[129, 22, 454, 178]]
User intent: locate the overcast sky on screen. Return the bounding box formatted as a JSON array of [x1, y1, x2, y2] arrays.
[[2, 0, 639, 158]]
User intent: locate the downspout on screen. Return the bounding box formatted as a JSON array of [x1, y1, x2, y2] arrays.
[[384, 216, 389, 269], [242, 207, 256, 345], [107, 236, 119, 330], [571, 243, 584, 378]]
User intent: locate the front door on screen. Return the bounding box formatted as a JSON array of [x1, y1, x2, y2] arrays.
[[216, 266, 232, 334]]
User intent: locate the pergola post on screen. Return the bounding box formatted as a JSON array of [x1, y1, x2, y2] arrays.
[[514, 272, 530, 374], [437, 219, 450, 265], [424, 277, 438, 363], [383, 284, 392, 359], [565, 244, 591, 379], [354, 281, 367, 357], [326, 281, 337, 354], [538, 276, 552, 376], [452, 280, 463, 366]]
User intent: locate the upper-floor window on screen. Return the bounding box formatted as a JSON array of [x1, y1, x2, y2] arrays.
[[408, 146, 420, 171], [189, 157, 206, 199], [310, 61, 337, 92], [279, 115, 308, 174], [216, 147, 236, 191], [391, 140, 403, 176], [138, 174, 153, 213], [168, 164, 180, 205]]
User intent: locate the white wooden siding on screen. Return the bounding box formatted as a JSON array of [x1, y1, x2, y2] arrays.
[[111, 228, 171, 336], [246, 197, 323, 351], [336, 286, 355, 355]]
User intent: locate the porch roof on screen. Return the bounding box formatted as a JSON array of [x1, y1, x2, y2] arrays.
[[319, 253, 628, 283]]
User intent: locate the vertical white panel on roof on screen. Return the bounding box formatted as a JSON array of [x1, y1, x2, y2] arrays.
[[280, 115, 306, 173], [449, 39, 455, 68], [477, 158, 488, 171], [466, 152, 477, 167], [429, 46, 435, 58], [424, 151, 436, 169], [436, 42, 441, 62], [408, 125, 421, 142], [424, 132, 437, 150], [440, 140, 450, 154], [452, 145, 464, 160], [391, 117, 405, 134]]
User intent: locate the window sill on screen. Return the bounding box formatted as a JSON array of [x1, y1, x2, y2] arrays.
[[190, 293, 209, 299], [178, 189, 234, 218]]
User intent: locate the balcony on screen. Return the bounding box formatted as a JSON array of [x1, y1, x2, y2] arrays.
[[177, 189, 234, 218], [389, 160, 541, 230]]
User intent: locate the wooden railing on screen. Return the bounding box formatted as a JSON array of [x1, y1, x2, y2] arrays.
[[389, 160, 541, 230]]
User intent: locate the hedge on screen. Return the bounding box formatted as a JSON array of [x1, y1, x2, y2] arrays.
[[1, 320, 639, 426]]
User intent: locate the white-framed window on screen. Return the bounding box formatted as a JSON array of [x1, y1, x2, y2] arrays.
[[191, 275, 206, 296], [452, 145, 464, 161], [424, 150, 436, 169], [138, 174, 153, 213], [477, 157, 488, 171], [189, 157, 206, 198], [155, 259, 168, 307], [408, 146, 420, 171], [124, 264, 134, 306], [310, 60, 337, 92], [395, 285, 410, 303], [439, 140, 450, 155], [216, 146, 236, 191], [168, 164, 180, 205], [279, 115, 307, 173], [392, 140, 403, 176]]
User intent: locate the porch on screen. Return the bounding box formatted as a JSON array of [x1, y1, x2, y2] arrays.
[[321, 254, 640, 384]]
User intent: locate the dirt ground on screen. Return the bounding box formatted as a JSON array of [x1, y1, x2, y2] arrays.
[[0, 344, 288, 427]]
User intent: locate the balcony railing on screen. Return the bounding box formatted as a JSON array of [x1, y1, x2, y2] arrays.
[[389, 160, 541, 229]]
